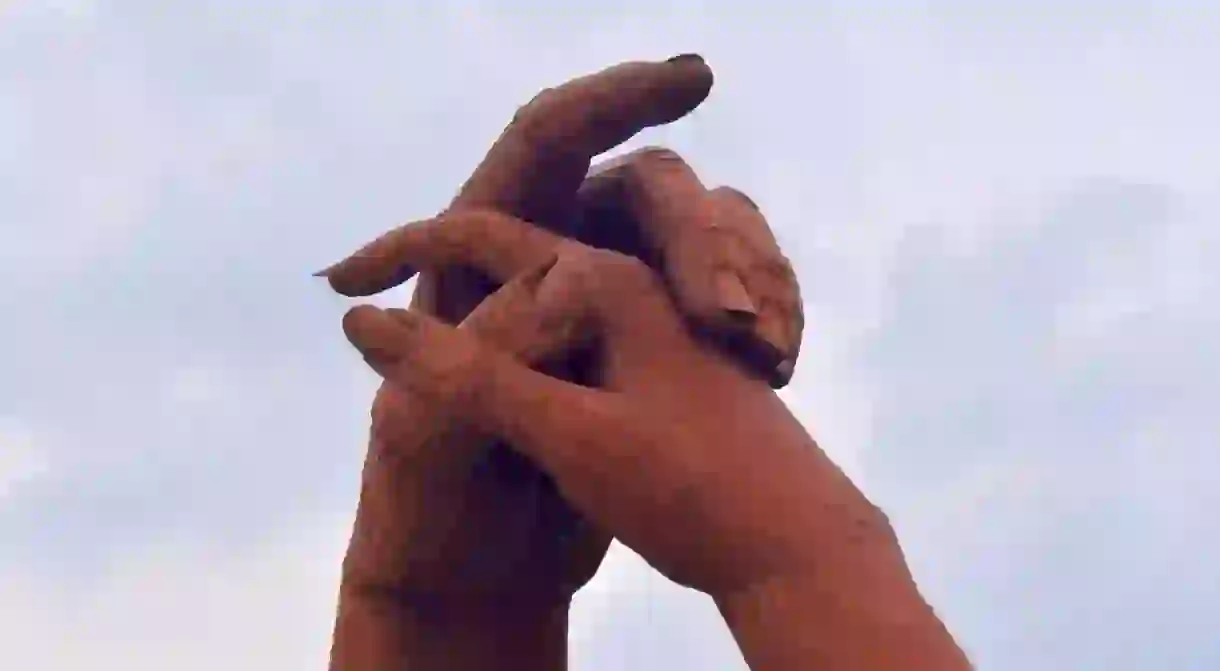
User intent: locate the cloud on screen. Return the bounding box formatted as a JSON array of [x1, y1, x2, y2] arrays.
[[0, 418, 50, 503], [572, 543, 749, 670], [2, 1, 1219, 670], [860, 180, 1220, 668], [0, 512, 351, 670]]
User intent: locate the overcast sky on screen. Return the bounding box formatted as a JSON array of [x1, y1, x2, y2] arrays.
[[2, 1, 1218, 669]]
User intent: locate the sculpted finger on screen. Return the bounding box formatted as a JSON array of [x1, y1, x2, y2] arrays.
[[449, 244, 696, 391], [581, 147, 755, 325], [318, 209, 567, 297], [451, 55, 714, 221], [341, 305, 626, 489], [578, 149, 804, 385], [408, 56, 712, 321], [453, 252, 594, 367], [705, 187, 804, 388]]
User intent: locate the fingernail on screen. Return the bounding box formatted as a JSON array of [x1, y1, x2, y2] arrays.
[[667, 53, 705, 65], [754, 311, 788, 362], [767, 358, 795, 389], [312, 266, 335, 278], [714, 271, 757, 322]]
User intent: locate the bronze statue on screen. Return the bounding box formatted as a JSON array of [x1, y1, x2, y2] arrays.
[[318, 55, 971, 670]]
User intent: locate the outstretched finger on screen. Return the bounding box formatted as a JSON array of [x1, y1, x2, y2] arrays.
[[413, 55, 712, 323], [318, 209, 567, 297], [450, 54, 714, 223]]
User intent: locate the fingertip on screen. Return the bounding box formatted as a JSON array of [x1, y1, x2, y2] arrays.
[[608, 56, 713, 129], [341, 304, 383, 341], [664, 52, 713, 88], [313, 266, 352, 296], [768, 359, 795, 389], [326, 273, 362, 297], [315, 258, 367, 297], [653, 56, 714, 123], [342, 305, 412, 362], [313, 263, 358, 295]]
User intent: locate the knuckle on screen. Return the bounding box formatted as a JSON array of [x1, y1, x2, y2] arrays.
[[754, 253, 797, 286], [509, 88, 559, 147], [433, 219, 470, 262], [549, 247, 659, 309], [634, 145, 686, 165], [548, 249, 600, 291], [459, 300, 513, 345], [439, 348, 485, 396], [715, 185, 761, 212], [626, 146, 690, 179], [460, 210, 496, 241], [514, 218, 562, 260], [407, 325, 490, 408], [511, 88, 553, 124], [436, 210, 496, 261], [587, 248, 655, 289]]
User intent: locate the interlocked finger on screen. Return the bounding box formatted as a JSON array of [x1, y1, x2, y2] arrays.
[[320, 209, 570, 298], [410, 54, 714, 322], [455, 252, 598, 368], [337, 257, 609, 617]]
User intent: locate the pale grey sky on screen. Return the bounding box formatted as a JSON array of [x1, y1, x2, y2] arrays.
[[2, 1, 1218, 669]]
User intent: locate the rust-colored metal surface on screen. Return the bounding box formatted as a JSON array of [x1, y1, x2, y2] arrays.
[[320, 55, 969, 670]]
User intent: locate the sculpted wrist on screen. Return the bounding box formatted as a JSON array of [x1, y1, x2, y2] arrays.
[[331, 587, 570, 671], [714, 504, 974, 671], [717, 571, 972, 671], [408, 599, 570, 671]]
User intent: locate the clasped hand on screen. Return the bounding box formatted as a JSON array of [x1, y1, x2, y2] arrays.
[[319, 55, 970, 671]]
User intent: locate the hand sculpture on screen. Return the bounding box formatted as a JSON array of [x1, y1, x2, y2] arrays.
[[339, 190, 973, 671], [322, 55, 971, 670], [319, 56, 809, 670]]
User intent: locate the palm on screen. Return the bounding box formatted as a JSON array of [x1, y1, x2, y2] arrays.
[[363, 379, 610, 605]]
